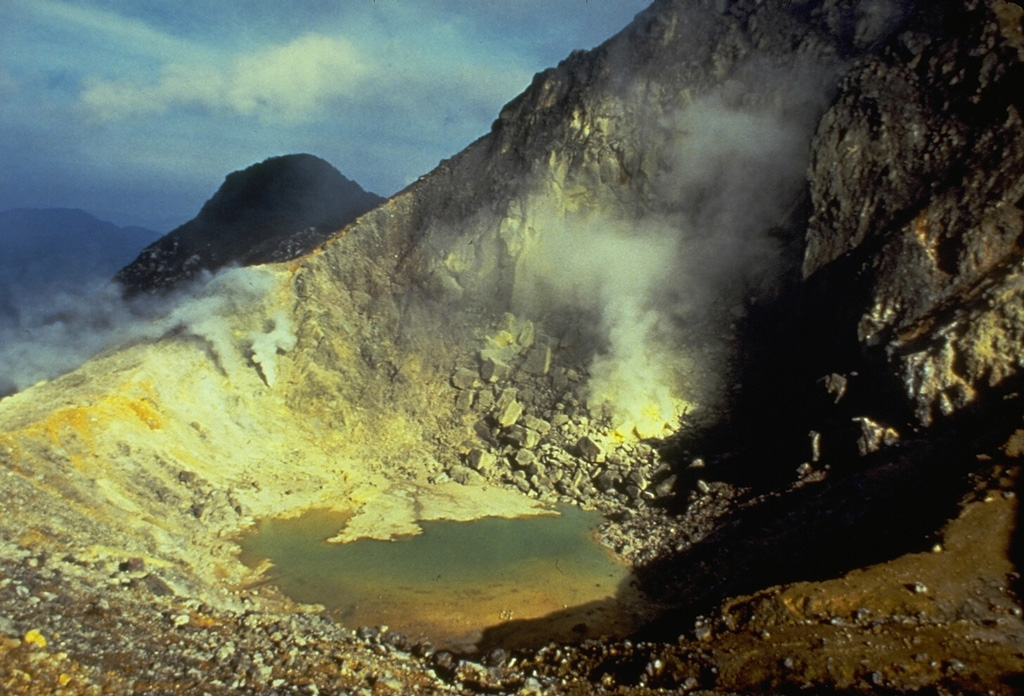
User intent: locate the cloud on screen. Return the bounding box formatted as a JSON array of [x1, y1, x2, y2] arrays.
[[0, 69, 17, 96], [80, 33, 366, 124], [11, 0, 196, 63]]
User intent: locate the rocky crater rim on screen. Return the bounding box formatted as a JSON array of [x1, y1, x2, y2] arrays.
[[2, 0, 1024, 692]]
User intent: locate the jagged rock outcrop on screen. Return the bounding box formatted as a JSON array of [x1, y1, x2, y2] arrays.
[[795, 0, 1024, 454], [114, 154, 383, 293]]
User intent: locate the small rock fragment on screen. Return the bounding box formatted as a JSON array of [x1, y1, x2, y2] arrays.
[[820, 372, 849, 403], [853, 416, 899, 455], [808, 430, 822, 462], [654, 475, 677, 498]]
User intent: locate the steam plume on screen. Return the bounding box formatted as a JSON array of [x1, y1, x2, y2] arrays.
[[0, 268, 277, 397], [512, 58, 835, 437]]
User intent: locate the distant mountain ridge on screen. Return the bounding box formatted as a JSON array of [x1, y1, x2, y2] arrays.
[[0, 207, 159, 320], [115, 154, 385, 293]]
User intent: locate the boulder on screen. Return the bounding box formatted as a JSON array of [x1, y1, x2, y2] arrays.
[[507, 425, 541, 449], [480, 357, 511, 383], [522, 345, 552, 376], [465, 448, 496, 474], [452, 368, 479, 390], [496, 399, 524, 428], [576, 436, 603, 463]]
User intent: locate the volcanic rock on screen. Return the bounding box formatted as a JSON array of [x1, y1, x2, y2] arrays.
[[1, 1, 1024, 694], [577, 436, 603, 463], [114, 154, 383, 293]]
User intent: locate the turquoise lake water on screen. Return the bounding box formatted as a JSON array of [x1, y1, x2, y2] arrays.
[[238, 505, 643, 651]]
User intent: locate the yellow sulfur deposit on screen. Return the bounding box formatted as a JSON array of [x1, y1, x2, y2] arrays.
[[23, 629, 46, 648]]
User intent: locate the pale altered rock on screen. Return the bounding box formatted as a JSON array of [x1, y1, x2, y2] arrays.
[[475, 390, 495, 412], [494, 387, 518, 412], [447, 465, 476, 485], [455, 390, 474, 411], [524, 415, 552, 435], [480, 345, 517, 366], [514, 448, 536, 468], [507, 425, 541, 449], [452, 368, 479, 390], [517, 320, 536, 350], [496, 399, 524, 428], [654, 475, 677, 498], [465, 448, 496, 473]]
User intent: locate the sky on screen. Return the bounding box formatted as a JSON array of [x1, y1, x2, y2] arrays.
[[0, 0, 650, 232]]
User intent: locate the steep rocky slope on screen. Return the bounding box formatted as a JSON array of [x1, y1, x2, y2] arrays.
[[802, 0, 1024, 444], [115, 154, 383, 293], [2, 0, 1024, 693]]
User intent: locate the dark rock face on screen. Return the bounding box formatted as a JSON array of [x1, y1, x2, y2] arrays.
[[797, 0, 1024, 440], [114, 154, 384, 293]]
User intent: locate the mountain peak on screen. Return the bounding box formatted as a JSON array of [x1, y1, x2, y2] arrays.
[[115, 154, 384, 293]]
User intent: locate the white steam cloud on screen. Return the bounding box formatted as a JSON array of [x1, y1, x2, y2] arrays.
[[0, 267, 280, 397], [512, 59, 835, 438], [80, 33, 366, 124]]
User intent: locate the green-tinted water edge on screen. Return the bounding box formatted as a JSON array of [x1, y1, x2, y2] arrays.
[[237, 505, 647, 651]]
